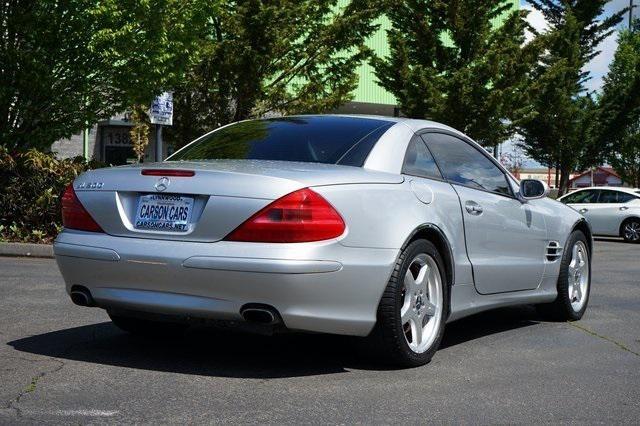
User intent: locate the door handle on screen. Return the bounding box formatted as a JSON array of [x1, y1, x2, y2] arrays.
[[579, 208, 588, 214], [620, 206, 629, 211], [465, 201, 483, 215]]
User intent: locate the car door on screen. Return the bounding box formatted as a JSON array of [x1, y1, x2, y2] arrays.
[[422, 132, 547, 294], [561, 189, 602, 233], [588, 190, 638, 236]]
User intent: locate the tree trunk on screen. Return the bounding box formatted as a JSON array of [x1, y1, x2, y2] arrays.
[[558, 165, 572, 196], [554, 164, 560, 189]]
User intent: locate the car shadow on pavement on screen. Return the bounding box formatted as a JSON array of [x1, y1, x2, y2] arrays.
[[8, 306, 540, 378]]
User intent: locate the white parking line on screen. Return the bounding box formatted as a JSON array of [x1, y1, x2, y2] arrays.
[[41, 409, 119, 417]]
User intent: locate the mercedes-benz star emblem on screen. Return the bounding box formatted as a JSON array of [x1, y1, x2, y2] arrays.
[[154, 176, 170, 192]]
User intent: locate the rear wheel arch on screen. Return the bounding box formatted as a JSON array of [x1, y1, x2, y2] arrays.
[[400, 224, 455, 295]]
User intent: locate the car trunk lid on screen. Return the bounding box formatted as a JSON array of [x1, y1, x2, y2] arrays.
[[72, 160, 402, 242]]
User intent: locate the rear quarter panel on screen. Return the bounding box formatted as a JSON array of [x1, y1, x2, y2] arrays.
[[312, 178, 474, 286]]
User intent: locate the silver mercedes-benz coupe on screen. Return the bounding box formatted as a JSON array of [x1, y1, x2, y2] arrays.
[[55, 115, 593, 367]]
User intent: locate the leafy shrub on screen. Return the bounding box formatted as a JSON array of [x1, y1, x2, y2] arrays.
[[0, 147, 103, 243]]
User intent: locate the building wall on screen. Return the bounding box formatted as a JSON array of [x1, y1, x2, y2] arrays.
[[50, 125, 99, 159], [571, 173, 623, 188], [516, 169, 579, 188], [51, 120, 167, 165]]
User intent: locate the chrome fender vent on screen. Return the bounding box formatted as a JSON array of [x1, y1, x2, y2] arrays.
[[546, 241, 563, 261]]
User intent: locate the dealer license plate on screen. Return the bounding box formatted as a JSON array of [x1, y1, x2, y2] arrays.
[[134, 194, 194, 232]]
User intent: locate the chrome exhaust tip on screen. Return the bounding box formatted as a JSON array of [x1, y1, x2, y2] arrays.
[[240, 306, 280, 325], [70, 286, 95, 307]]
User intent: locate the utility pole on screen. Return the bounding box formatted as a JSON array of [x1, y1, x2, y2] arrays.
[[155, 124, 163, 162], [631, 0, 635, 28], [82, 126, 89, 160]]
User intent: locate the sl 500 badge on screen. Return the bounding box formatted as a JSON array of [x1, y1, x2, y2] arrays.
[[76, 182, 104, 189]]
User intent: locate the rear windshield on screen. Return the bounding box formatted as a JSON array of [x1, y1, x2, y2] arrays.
[[167, 116, 394, 167]]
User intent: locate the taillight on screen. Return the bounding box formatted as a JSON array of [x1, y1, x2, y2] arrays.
[[61, 184, 103, 232], [225, 188, 345, 243]]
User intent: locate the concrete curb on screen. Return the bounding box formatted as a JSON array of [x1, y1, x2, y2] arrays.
[[0, 242, 54, 258]]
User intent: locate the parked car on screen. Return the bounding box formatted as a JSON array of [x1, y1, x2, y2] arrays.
[[558, 186, 640, 243], [54, 115, 592, 367]]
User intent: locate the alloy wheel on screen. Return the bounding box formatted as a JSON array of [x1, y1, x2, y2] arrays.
[[568, 240, 589, 312], [400, 254, 443, 354], [623, 221, 640, 242]]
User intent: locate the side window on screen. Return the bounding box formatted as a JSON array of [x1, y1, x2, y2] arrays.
[[598, 190, 619, 203], [402, 136, 442, 180], [562, 190, 599, 204], [422, 133, 511, 196], [616, 192, 637, 203]]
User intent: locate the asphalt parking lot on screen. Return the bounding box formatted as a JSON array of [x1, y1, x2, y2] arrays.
[[0, 239, 639, 424]]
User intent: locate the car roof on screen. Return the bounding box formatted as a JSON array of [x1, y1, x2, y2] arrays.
[[563, 186, 640, 196], [288, 114, 464, 134]]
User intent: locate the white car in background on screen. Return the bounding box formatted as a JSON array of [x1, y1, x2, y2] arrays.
[[559, 187, 640, 243]]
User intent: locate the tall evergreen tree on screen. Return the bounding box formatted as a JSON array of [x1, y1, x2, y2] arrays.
[[598, 22, 640, 187], [167, 0, 381, 148], [371, 0, 535, 151], [516, 0, 627, 194]]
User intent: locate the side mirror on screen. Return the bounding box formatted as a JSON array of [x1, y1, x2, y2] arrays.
[[518, 179, 549, 201]]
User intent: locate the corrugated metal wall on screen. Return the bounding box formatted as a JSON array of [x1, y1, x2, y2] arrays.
[[338, 0, 520, 105]]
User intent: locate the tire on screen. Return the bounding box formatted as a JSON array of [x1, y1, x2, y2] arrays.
[[370, 239, 448, 368], [537, 230, 591, 321], [108, 312, 188, 337], [620, 218, 640, 243]]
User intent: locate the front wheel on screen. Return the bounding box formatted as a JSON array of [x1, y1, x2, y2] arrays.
[[537, 230, 591, 321], [371, 239, 448, 367]]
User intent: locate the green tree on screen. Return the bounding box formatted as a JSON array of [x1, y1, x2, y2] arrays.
[[608, 123, 640, 188], [371, 0, 535, 152], [129, 105, 151, 163], [597, 22, 640, 186], [0, 0, 215, 152], [516, 1, 627, 195], [167, 0, 381, 149]]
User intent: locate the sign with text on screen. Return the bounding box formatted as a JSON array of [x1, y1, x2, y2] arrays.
[[149, 92, 173, 126]]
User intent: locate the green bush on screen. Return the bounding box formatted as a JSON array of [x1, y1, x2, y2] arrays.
[[0, 147, 103, 243]]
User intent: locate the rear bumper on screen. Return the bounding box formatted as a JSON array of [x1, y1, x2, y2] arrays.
[[54, 230, 398, 336]]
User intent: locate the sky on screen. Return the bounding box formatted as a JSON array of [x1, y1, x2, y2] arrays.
[[503, 0, 635, 168], [521, 0, 635, 93]]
